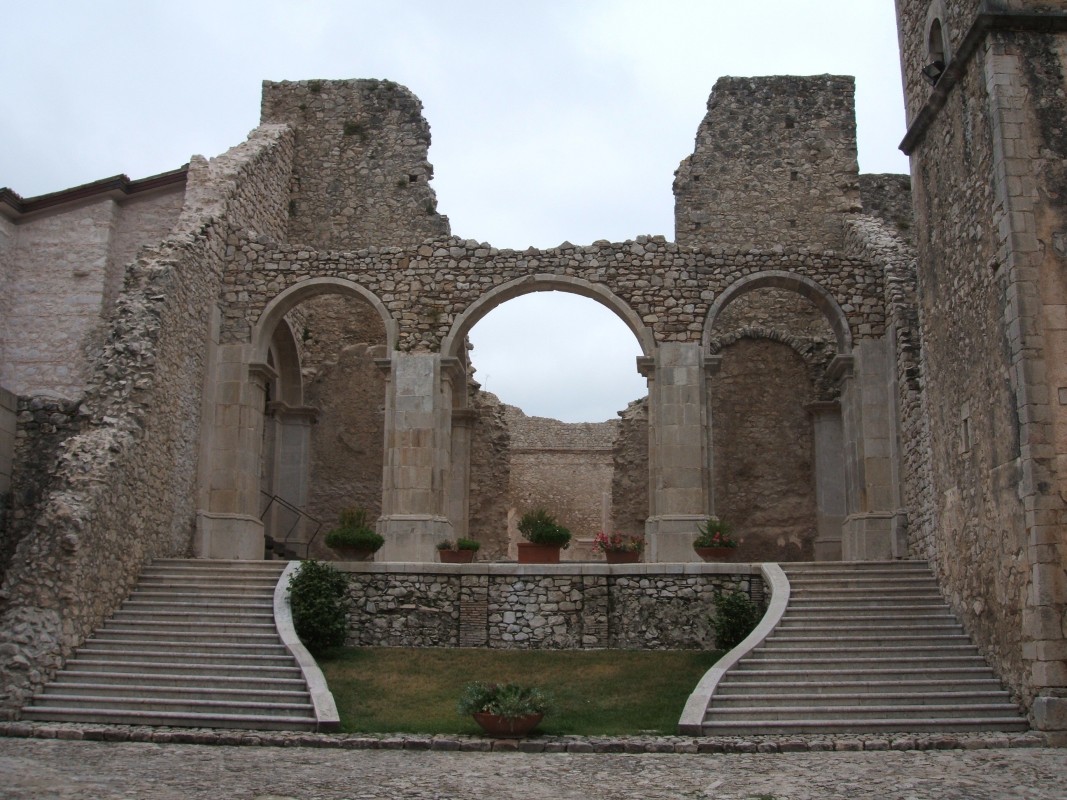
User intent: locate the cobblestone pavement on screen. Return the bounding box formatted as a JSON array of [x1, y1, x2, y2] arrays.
[[1, 737, 1065, 800]]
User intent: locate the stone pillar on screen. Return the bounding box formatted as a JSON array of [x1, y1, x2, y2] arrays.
[[838, 340, 898, 560], [194, 345, 268, 560], [642, 342, 713, 562], [807, 400, 846, 561], [263, 402, 317, 545], [376, 352, 455, 560]]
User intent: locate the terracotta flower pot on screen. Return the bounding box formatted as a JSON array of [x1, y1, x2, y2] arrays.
[[438, 548, 476, 564], [694, 546, 735, 562], [604, 550, 641, 564], [517, 542, 561, 564], [331, 546, 376, 561], [472, 711, 544, 738]]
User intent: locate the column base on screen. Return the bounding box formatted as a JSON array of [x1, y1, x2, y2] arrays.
[[194, 512, 265, 560], [645, 515, 706, 562], [842, 512, 895, 560], [377, 515, 454, 562]]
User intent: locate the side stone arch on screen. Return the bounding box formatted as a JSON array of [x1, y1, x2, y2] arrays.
[[702, 270, 852, 355], [441, 274, 655, 360], [703, 269, 902, 562], [251, 276, 399, 361]]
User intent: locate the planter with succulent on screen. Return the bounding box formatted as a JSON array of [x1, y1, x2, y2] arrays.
[[693, 517, 738, 561], [457, 682, 551, 738], [516, 509, 571, 563], [591, 531, 644, 564], [436, 537, 480, 563], [324, 507, 384, 561]]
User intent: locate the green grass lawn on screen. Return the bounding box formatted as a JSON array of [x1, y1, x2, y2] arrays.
[[319, 647, 723, 736]]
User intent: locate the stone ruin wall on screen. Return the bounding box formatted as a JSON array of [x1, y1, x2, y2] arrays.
[[289, 294, 388, 554], [503, 406, 618, 557], [260, 79, 450, 252], [465, 390, 511, 558], [0, 124, 296, 716], [675, 75, 860, 252], [611, 399, 649, 539], [222, 239, 888, 354]]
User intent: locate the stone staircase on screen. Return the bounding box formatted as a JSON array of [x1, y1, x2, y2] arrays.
[[702, 561, 1030, 736], [21, 559, 319, 731]]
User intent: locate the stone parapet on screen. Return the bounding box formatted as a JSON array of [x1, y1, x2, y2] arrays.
[[336, 562, 761, 650]]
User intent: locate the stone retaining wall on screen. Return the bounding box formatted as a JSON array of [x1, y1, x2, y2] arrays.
[[338, 563, 761, 650]]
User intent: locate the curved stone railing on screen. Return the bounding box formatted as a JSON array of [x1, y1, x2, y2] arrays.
[[677, 562, 790, 735], [275, 561, 341, 732]]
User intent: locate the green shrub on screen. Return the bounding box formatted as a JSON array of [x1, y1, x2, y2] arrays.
[[457, 682, 552, 719], [288, 560, 348, 655], [517, 509, 571, 549], [711, 589, 761, 651], [324, 507, 384, 552]]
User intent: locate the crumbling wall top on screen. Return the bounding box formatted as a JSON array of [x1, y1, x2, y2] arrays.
[[674, 75, 860, 252]]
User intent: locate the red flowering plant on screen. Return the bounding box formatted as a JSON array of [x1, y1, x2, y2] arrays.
[[694, 518, 738, 548], [592, 531, 645, 554]]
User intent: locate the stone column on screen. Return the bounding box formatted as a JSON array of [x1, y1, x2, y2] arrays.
[[838, 339, 898, 560], [807, 400, 846, 561], [376, 352, 455, 560], [194, 345, 268, 559], [642, 342, 713, 562]]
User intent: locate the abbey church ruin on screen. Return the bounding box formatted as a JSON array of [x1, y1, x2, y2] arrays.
[[0, 0, 1065, 736]]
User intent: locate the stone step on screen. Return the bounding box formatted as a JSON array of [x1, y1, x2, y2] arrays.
[[19, 706, 318, 731], [99, 619, 279, 635], [749, 644, 980, 659], [735, 654, 992, 669], [127, 589, 282, 603], [106, 614, 275, 627], [715, 677, 1010, 695], [27, 693, 314, 717], [52, 670, 308, 692], [765, 632, 970, 644], [134, 578, 281, 592], [83, 637, 290, 657], [731, 665, 997, 682], [91, 628, 282, 645], [710, 691, 1016, 707], [64, 657, 303, 680], [76, 646, 297, 667], [39, 680, 310, 704], [700, 717, 1031, 736], [705, 702, 1024, 722], [121, 601, 275, 614]]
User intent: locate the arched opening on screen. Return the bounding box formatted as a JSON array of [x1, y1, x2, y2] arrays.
[[448, 281, 651, 561], [251, 279, 394, 560], [707, 280, 848, 561]]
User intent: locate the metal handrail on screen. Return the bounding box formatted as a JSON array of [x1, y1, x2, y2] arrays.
[[259, 491, 323, 559]]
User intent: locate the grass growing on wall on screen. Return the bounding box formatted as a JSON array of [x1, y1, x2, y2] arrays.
[[320, 647, 723, 735]]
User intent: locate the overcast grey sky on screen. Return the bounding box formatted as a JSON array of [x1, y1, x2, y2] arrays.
[[1, 1, 910, 422]]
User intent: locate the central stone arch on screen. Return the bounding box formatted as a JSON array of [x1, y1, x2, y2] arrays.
[[441, 274, 655, 360]]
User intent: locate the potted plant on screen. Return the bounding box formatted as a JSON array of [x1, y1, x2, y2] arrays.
[[592, 531, 644, 564], [516, 509, 571, 563], [457, 682, 551, 738], [324, 507, 384, 561], [437, 537, 480, 563], [694, 517, 738, 562]]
